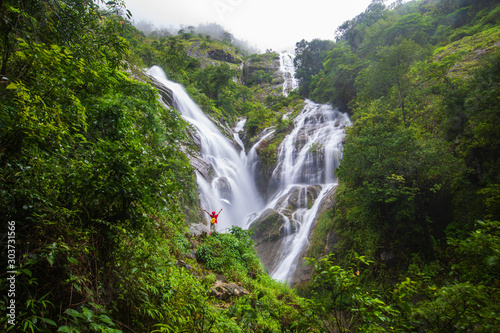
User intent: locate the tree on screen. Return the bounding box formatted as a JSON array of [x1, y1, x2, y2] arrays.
[[309, 42, 364, 110], [336, 0, 388, 58], [384, 13, 434, 45], [294, 39, 335, 97], [335, 101, 462, 262], [0, 1, 195, 330], [195, 63, 237, 100], [355, 38, 430, 128]]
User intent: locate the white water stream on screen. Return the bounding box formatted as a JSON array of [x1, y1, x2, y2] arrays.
[[279, 51, 299, 96], [148, 66, 262, 230], [149, 52, 350, 284], [266, 100, 351, 282]]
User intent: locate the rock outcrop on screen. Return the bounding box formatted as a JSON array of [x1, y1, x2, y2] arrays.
[[250, 185, 337, 284], [211, 280, 249, 300], [214, 176, 232, 202], [243, 53, 282, 87], [207, 49, 242, 64], [186, 39, 243, 69], [147, 75, 174, 106]]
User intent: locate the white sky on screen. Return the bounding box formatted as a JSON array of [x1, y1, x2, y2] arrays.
[[124, 0, 376, 52]]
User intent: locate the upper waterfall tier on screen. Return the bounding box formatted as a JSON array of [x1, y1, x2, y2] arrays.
[[279, 52, 299, 96], [272, 101, 350, 187]]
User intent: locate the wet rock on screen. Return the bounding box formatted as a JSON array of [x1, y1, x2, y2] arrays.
[[249, 208, 285, 242], [249, 207, 296, 273], [253, 240, 283, 274], [189, 131, 203, 151], [317, 186, 336, 213], [290, 257, 314, 286], [295, 128, 308, 152], [147, 75, 174, 106], [286, 185, 322, 210], [189, 155, 214, 182], [214, 177, 232, 201]]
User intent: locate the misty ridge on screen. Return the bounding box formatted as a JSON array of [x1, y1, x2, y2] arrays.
[[133, 20, 262, 54]]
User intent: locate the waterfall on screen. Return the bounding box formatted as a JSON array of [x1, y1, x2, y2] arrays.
[[279, 52, 299, 96], [148, 66, 262, 231], [148, 53, 350, 284], [262, 100, 351, 282], [252, 52, 351, 283]]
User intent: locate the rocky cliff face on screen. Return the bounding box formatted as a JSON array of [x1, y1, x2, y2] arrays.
[[145, 71, 210, 234], [243, 53, 282, 85], [186, 39, 243, 69]]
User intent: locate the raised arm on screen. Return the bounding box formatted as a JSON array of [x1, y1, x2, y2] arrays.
[[217, 208, 223, 215]]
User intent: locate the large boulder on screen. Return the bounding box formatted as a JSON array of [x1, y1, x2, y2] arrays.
[[249, 208, 290, 272], [250, 208, 287, 242]]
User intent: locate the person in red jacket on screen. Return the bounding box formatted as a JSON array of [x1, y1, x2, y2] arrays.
[[204, 208, 222, 234]]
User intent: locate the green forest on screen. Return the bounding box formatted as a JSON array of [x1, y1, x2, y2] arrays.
[[1, 0, 499, 332]]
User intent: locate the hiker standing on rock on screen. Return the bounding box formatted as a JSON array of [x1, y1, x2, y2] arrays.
[[204, 209, 222, 234]]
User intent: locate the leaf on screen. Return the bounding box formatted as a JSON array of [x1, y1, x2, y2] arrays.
[[47, 253, 55, 266], [64, 308, 80, 319], [42, 318, 57, 326], [21, 268, 33, 277], [99, 314, 114, 325], [68, 257, 79, 265], [6, 82, 17, 89]]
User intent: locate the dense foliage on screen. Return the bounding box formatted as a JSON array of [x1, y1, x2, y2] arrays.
[[297, 0, 500, 331]]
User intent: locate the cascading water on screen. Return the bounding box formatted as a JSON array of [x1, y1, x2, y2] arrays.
[[266, 100, 351, 282], [279, 52, 299, 96], [148, 66, 262, 231], [148, 52, 350, 284], [250, 52, 351, 283]]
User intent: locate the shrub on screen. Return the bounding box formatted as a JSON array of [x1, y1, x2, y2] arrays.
[[197, 227, 264, 280]]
